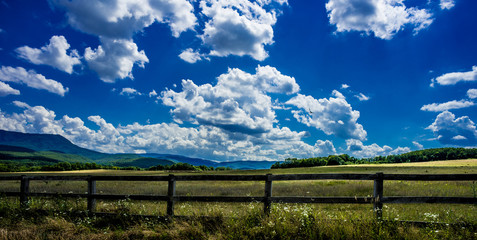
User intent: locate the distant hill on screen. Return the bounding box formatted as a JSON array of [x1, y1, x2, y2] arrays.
[[0, 130, 108, 160], [0, 130, 279, 170], [140, 154, 278, 169], [216, 160, 278, 170], [108, 157, 175, 168], [140, 153, 217, 166]]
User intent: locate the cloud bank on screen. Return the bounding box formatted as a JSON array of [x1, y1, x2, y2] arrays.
[[325, 0, 434, 40], [15, 36, 81, 74], [0, 66, 68, 96], [427, 111, 477, 146], [286, 91, 367, 140]]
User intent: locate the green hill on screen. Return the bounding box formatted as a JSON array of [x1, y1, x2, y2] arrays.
[[0, 130, 108, 160], [109, 157, 175, 168]]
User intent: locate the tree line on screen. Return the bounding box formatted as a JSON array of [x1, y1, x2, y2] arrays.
[[0, 161, 232, 172], [271, 147, 477, 169]]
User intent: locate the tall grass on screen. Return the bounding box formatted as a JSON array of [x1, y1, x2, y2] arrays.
[[1, 161, 476, 239], [1, 198, 476, 240]]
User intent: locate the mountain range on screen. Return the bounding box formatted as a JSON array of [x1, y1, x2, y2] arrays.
[[0, 130, 278, 169]]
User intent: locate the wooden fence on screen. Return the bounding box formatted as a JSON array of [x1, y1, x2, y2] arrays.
[[1, 173, 476, 219]]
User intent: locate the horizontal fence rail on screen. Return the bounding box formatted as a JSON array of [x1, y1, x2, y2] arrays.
[[0, 173, 476, 219]]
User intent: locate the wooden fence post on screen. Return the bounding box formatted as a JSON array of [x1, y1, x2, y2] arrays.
[[167, 174, 176, 216], [20, 175, 30, 208], [87, 176, 97, 213], [373, 172, 384, 220], [264, 173, 273, 215]]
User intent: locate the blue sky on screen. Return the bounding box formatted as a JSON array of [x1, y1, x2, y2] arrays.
[[0, 0, 476, 161]]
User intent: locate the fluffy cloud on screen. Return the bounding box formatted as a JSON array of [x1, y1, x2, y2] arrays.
[[286, 91, 367, 140], [0, 66, 68, 96], [179, 48, 206, 64], [346, 139, 410, 158], [84, 38, 149, 83], [161, 65, 299, 135], [0, 82, 20, 97], [56, 0, 287, 67], [412, 141, 423, 149], [0, 101, 64, 134], [54, 0, 196, 39], [197, 0, 284, 61], [120, 87, 142, 97], [53, 0, 195, 81], [467, 89, 477, 99], [314, 140, 337, 156], [341, 84, 350, 89], [148, 90, 158, 97], [432, 66, 477, 86], [420, 99, 475, 112], [426, 111, 477, 146], [440, 0, 455, 10], [15, 36, 81, 74], [325, 0, 433, 40], [0, 101, 336, 161], [355, 93, 370, 101]]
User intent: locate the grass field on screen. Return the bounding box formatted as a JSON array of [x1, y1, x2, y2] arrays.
[[1, 159, 476, 239]]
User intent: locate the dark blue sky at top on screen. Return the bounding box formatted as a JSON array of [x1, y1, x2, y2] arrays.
[[0, 0, 476, 161]]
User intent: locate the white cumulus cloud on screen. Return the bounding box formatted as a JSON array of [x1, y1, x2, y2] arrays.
[[440, 0, 455, 10], [54, 0, 196, 39], [432, 66, 477, 86], [120, 87, 142, 97], [426, 111, 477, 146], [346, 139, 410, 158], [84, 38, 149, 83], [148, 90, 158, 97], [161, 65, 299, 135], [467, 89, 477, 99], [0, 66, 68, 96], [53, 0, 195, 81], [420, 99, 475, 112], [0, 102, 338, 161], [341, 84, 350, 89], [0, 82, 20, 97], [198, 0, 284, 61], [15, 35, 81, 74], [286, 91, 367, 140], [412, 141, 423, 149], [325, 0, 434, 40], [355, 93, 370, 101], [178, 48, 207, 64]]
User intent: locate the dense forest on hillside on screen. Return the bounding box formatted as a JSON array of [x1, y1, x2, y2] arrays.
[[1, 147, 476, 171], [271, 148, 477, 169], [0, 161, 232, 172]]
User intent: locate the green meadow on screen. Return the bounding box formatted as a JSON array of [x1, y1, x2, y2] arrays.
[[0, 159, 476, 239]]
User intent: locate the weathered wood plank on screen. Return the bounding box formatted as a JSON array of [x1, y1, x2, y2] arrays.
[[270, 196, 373, 204], [374, 172, 384, 219], [383, 174, 477, 181], [174, 175, 267, 181], [167, 175, 176, 216], [93, 194, 169, 201], [27, 193, 88, 198], [174, 196, 265, 202], [0, 176, 21, 181], [25, 176, 90, 181], [3, 173, 476, 182], [382, 197, 477, 204], [271, 174, 376, 181], [1, 192, 21, 196], [91, 175, 170, 181], [264, 174, 273, 214], [87, 176, 96, 213], [20, 175, 29, 208]]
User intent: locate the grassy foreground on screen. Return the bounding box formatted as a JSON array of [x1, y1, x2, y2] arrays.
[[1, 160, 477, 239]]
